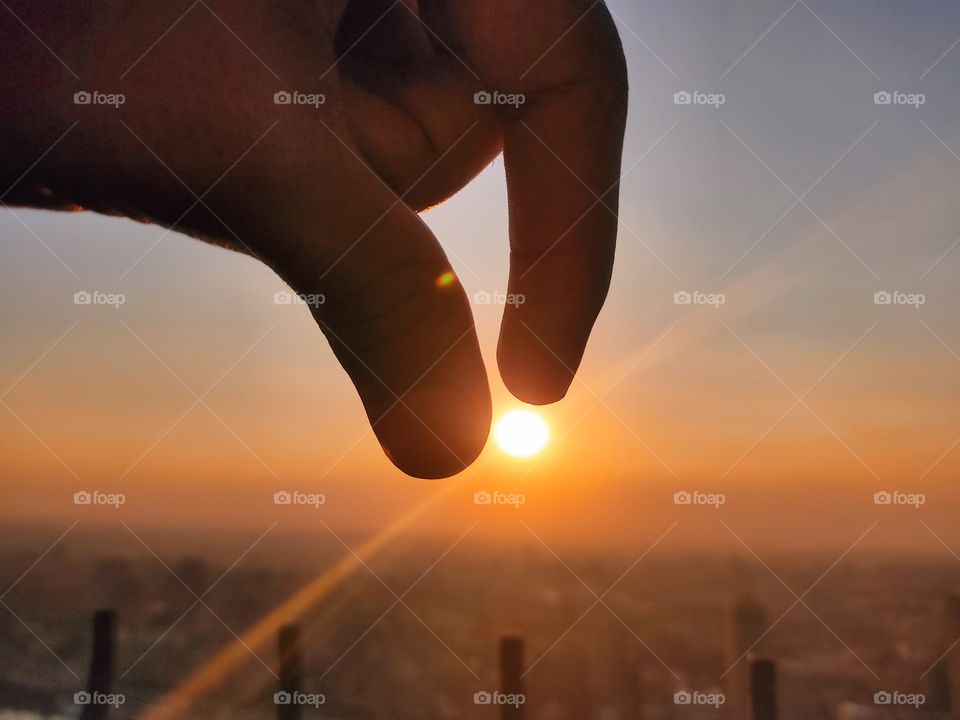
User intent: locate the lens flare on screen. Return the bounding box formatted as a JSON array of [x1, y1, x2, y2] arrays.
[[435, 271, 456, 288]]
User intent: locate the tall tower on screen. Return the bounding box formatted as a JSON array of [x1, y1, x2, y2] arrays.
[[500, 634, 526, 720], [277, 623, 303, 720], [726, 594, 766, 720], [80, 609, 116, 720], [927, 588, 960, 718], [927, 660, 951, 718], [747, 658, 777, 720]]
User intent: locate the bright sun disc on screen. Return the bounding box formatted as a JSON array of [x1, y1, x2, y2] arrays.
[[494, 409, 549, 458]]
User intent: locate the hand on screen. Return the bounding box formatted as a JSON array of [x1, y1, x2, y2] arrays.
[[0, 0, 627, 478]]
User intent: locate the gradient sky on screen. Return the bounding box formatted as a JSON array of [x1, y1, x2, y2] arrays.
[[2, 0, 960, 553]]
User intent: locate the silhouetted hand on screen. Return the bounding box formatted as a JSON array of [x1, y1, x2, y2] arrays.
[[0, 0, 627, 477]]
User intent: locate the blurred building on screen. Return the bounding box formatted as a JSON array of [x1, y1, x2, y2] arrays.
[[726, 594, 766, 720]]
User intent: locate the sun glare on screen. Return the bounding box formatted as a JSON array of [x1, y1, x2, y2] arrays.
[[493, 408, 549, 458]]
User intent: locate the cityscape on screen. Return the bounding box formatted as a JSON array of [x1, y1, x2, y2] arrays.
[[2, 3, 960, 720], [1, 522, 958, 719]]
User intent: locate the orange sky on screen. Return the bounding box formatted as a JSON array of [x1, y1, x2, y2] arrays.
[[2, 0, 960, 552]]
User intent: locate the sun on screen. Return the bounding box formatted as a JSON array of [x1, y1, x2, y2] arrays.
[[493, 409, 549, 458]]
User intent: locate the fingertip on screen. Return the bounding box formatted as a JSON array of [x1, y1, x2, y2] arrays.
[[373, 372, 492, 479], [496, 249, 608, 406], [497, 328, 575, 406]]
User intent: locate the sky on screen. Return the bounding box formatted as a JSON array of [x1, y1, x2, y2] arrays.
[[2, 0, 960, 554]]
